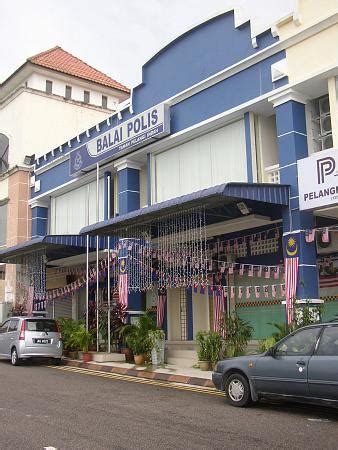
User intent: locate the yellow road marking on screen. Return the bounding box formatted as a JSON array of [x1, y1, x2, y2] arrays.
[[47, 365, 224, 397]]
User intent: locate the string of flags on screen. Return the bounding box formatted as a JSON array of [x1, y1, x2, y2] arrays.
[[305, 227, 330, 243], [192, 283, 286, 299]]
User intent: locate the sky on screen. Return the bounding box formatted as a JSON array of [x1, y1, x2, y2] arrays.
[[0, 0, 296, 89]]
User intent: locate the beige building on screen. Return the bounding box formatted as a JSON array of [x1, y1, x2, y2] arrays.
[[0, 47, 129, 316]]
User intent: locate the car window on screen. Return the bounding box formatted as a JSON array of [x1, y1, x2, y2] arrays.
[[25, 319, 58, 332], [8, 319, 19, 332], [275, 327, 321, 357], [316, 326, 338, 356], [0, 321, 10, 334]]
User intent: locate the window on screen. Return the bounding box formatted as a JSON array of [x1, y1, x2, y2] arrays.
[[46, 80, 53, 94], [317, 326, 338, 356], [84, 90, 90, 104], [102, 95, 108, 108], [0, 270, 4, 280], [8, 320, 19, 332], [311, 95, 333, 152], [275, 327, 320, 357], [0, 133, 9, 174], [0, 320, 9, 333], [25, 319, 58, 332], [65, 85, 72, 99], [0, 203, 7, 246]]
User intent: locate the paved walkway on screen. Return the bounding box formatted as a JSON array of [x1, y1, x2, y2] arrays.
[[62, 358, 215, 388]]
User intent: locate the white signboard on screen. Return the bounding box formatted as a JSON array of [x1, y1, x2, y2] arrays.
[[298, 148, 338, 211]]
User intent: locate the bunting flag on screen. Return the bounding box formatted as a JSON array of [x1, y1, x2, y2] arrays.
[[322, 227, 330, 243], [230, 286, 235, 299], [271, 285, 277, 298], [228, 264, 234, 275], [248, 265, 253, 277], [264, 285, 269, 298], [239, 264, 244, 276], [257, 266, 262, 278], [223, 287, 228, 298], [264, 266, 271, 279], [254, 286, 260, 299], [246, 286, 251, 299], [274, 266, 280, 280], [238, 286, 243, 299], [305, 229, 315, 243], [157, 289, 167, 328], [213, 291, 225, 335]]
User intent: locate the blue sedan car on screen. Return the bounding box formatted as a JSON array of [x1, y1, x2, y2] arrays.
[[213, 322, 338, 407]]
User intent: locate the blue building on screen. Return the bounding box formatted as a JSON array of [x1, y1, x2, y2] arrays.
[[1, 4, 337, 360]]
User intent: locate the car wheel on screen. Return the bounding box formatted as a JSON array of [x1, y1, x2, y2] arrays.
[[225, 373, 251, 407], [11, 348, 20, 366], [53, 358, 62, 365]]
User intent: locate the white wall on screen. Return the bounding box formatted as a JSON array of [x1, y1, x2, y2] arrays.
[[255, 115, 279, 181], [50, 178, 104, 234], [139, 165, 148, 208], [0, 177, 8, 200], [192, 291, 210, 338], [28, 73, 121, 110], [0, 90, 113, 167], [153, 120, 247, 203]]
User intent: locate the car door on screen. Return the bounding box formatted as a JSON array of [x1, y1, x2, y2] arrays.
[[253, 327, 322, 397], [5, 319, 20, 357], [0, 320, 10, 355], [308, 325, 338, 400]]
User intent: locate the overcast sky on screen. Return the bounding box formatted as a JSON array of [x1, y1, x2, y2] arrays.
[[0, 0, 296, 88]]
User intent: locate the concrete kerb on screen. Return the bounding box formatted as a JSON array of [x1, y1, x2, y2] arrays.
[[62, 358, 215, 388]]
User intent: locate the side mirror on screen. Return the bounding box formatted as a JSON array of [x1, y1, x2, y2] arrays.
[[266, 346, 276, 357]]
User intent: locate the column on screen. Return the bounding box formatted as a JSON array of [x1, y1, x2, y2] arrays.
[[31, 200, 48, 238], [114, 159, 142, 315], [270, 89, 318, 300]]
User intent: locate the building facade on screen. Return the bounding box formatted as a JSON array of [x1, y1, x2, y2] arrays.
[[1, 1, 337, 355], [0, 47, 129, 318]]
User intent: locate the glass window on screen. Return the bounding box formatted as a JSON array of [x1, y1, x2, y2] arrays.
[[0, 320, 10, 333], [0, 203, 7, 246], [84, 91, 90, 104], [46, 80, 53, 94], [317, 326, 338, 356], [65, 85, 72, 99], [25, 319, 58, 332], [8, 319, 19, 332], [275, 327, 321, 357], [102, 95, 108, 108], [0, 133, 9, 175]]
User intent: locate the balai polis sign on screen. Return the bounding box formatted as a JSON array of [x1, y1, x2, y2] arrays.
[[70, 103, 170, 175], [298, 148, 338, 211]]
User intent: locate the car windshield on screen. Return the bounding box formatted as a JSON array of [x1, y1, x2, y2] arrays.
[[25, 319, 58, 332]]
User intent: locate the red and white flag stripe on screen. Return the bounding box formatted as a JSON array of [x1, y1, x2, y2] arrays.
[[284, 257, 299, 325], [157, 294, 166, 328], [213, 292, 225, 335], [118, 274, 128, 308]]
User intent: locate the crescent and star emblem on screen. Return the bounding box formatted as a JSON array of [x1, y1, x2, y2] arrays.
[[286, 236, 298, 257]]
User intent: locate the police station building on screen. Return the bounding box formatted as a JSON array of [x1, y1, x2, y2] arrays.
[[1, 1, 338, 357]]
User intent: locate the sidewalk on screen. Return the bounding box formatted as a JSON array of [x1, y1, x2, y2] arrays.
[[62, 358, 215, 388]]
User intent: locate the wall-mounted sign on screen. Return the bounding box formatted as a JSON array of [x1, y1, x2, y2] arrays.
[[298, 148, 338, 211], [70, 103, 170, 175]]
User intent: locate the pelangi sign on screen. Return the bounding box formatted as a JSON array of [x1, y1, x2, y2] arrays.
[[298, 148, 338, 211], [70, 103, 170, 175]]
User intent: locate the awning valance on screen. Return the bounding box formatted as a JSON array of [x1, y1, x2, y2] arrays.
[[0, 235, 110, 263], [80, 182, 289, 236]]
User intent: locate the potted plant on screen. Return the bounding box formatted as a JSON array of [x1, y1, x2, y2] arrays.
[[220, 313, 253, 357], [149, 329, 165, 366], [119, 312, 157, 365], [196, 331, 211, 370], [73, 324, 94, 362], [208, 331, 222, 369], [58, 318, 81, 359]]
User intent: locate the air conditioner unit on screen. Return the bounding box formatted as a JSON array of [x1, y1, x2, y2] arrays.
[[316, 231, 338, 254]]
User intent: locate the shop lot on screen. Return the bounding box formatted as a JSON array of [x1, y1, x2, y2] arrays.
[[0, 360, 337, 450]]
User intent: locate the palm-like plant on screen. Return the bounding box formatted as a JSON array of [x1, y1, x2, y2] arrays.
[[119, 312, 157, 356]]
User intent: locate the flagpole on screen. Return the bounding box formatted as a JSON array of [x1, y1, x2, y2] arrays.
[[96, 234, 99, 353], [107, 236, 111, 353], [86, 234, 89, 332]]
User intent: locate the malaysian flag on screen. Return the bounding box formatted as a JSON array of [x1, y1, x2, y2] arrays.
[[213, 291, 225, 334], [284, 235, 300, 325], [322, 227, 330, 243], [239, 264, 244, 276], [264, 266, 271, 279], [305, 229, 315, 243], [238, 286, 243, 299], [248, 265, 253, 277], [157, 288, 167, 328], [264, 285, 269, 298], [118, 257, 128, 308]]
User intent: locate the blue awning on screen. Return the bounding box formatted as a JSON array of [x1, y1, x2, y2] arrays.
[[0, 235, 111, 263], [81, 182, 289, 236]]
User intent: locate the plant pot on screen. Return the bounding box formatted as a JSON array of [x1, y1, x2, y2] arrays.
[[199, 360, 211, 371], [82, 352, 92, 362], [134, 354, 145, 365], [121, 347, 133, 363], [62, 350, 70, 357], [68, 351, 78, 360]]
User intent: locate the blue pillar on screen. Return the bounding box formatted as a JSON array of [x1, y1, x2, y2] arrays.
[[273, 92, 318, 300], [31, 203, 48, 238], [115, 160, 142, 314]]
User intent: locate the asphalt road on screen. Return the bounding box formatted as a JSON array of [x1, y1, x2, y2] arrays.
[[0, 360, 338, 450]]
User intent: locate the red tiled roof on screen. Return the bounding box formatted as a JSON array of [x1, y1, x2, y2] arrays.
[[28, 46, 130, 93]]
